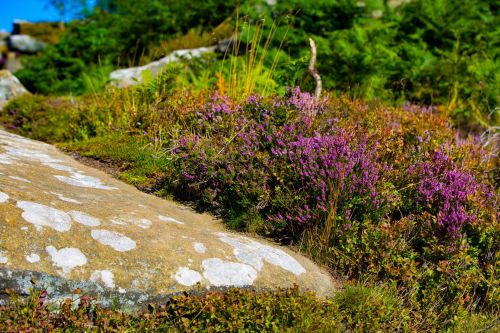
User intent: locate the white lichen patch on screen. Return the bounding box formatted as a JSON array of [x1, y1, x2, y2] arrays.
[[216, 233, 306, 276], [43, 162, 75, 173], [26, 253, 40, 263], [193, 242, 207, 254], [8, 175, 31, 183], [0, 251, 8, 264], [110, 217, 151, 229], [0, 153, 15, 164], [3, 146, 60, 164], [46, 246, 87, 274], [110, 219, 127, 226], [69, 210, 101, 227], [17, 201, 72, 232], [137, 219, 152, 229], [54, 173, 117, 190], [174, 267, 202, 286], [158, 215, 184, 225], [91, 229, 136, 252], [90, 270, 115, 289], [202, 258, 258, 287], [0, 191, 9, 203], [51, 192, 81, 204]]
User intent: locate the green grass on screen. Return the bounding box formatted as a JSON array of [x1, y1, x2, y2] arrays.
[[60, 133, 172, 192]]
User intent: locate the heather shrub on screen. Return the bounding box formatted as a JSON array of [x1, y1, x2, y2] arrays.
[[0, 95, 78, 142], [168, 88, 498, 322], [1, 94, 118, 142], [172, 89, 390, 235]]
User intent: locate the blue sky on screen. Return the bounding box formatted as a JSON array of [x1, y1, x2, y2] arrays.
[[0, 0, 60, 31], [0, 0, 96, 32]]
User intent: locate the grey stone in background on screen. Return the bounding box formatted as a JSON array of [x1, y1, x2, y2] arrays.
[[7, 35, 46, 53], [109, 46, 216, 87], [0, 70, 29, 109]]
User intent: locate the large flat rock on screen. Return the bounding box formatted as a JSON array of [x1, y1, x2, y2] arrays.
[[0, 129, 336, 308]]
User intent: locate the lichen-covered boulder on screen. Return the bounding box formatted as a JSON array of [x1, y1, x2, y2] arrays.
[[0, 129, 337, 308], [0, 70, 29, 109]]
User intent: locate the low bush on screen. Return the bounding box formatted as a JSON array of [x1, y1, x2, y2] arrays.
[[2, 283, 497, 332], [166, 89, 498, 323], [0, 285, 337, 332]]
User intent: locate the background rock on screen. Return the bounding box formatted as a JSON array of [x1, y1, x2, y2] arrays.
[[7, 35, 46, 53], [0, 70, 29, 109], [109, 46, 215, 87], [214, 36, 248, 55]]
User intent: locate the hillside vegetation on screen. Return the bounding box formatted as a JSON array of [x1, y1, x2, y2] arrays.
[[1, 0, 499, 331]]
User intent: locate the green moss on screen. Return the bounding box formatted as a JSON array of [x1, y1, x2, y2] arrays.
[[60, 133, 172, 192]]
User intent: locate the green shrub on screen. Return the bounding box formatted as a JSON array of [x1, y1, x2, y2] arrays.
[[0, 95, 76, 141], [16, 0, 238, 95], [3, 282, 497, 331], [247, 0, 499, 126]]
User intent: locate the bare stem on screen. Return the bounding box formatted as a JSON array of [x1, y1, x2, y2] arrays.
[[308, 38, 322, 100]]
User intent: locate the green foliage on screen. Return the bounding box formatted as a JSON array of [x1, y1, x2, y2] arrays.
[[16, 47, 86, 95], [61, 133, 172, 191], [18, 0, 499, 126], [247, 0, 499, 125], [137, 64, 182, 103], [334, 285, 405, 331], [16, 0, 237, 95]]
